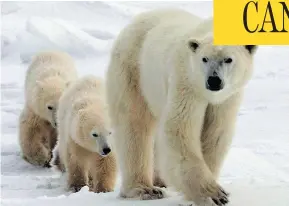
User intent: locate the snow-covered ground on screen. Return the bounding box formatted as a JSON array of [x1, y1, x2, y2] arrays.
[[1, 1, 289, 206]]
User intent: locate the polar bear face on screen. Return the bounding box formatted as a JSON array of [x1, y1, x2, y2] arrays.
[[72, 106, 112, 157], [187, 36, 257, 103], [33, 77, 68, 128]]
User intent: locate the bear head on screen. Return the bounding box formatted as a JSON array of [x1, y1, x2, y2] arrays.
[[187, 34, 258, 104], [32, 76, 70, 128], [70, 97, 112, 157]]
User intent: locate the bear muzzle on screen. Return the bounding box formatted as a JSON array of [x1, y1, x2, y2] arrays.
[[206, 76, 223, 91], [101, 147, 111, 156]]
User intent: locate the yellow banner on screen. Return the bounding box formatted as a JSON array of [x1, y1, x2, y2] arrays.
[[214, 0, 289, 45]]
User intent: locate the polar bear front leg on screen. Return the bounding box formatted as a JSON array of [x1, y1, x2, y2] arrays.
[[202, 92, 243, 179], [111, 91, 165, 200], [67, 155, 87, 192], [153, 138, 167, 188], [19, 110, 52, 168], [159, 93, 229, 205]]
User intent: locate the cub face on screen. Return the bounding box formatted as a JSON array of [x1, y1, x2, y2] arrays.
[[33, 77, 69, 128], [71, 98, 112, 156]]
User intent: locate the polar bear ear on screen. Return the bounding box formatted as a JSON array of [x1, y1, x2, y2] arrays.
[[244, 45, 258, 55], [188, 39, 200, 52]]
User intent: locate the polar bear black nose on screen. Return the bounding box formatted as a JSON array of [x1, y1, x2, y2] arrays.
[[102, 147, 111, 155], [206, 76, 223, 91]]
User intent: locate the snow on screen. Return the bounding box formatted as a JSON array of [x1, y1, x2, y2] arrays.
[[1, 1, 289, 206]]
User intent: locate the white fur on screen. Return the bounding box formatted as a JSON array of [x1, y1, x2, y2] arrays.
[[55, 75, 116, 193], [56, 75, 112, 169], [19, 50, 77, 167], [106, 8, 257, 205], [25, 50, 78, 126]]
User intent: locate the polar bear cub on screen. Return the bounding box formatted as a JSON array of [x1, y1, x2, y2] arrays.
[[19, 51, 77, 167], [53, 75, 117, 193], [105, 8, 258, 205]]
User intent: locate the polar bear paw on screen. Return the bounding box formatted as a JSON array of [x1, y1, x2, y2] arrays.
[[120, 185, 165, 200], [203, 183, 229, 206]]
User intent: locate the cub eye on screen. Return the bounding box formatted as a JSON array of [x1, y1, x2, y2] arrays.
[[92, 133, 99, 138], [224, 58, 233, 64], [109, 132, 112, 135], [47, 106, 53, 110], [202, 57, 209, 63]]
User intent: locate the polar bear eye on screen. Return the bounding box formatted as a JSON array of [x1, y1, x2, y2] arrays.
[[47, 106, 53, 110], [202, 57, 209, 63], [92, 133, 99, 138], [224, 58, 233, 64]]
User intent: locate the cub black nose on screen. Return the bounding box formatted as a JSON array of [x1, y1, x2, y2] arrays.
[[206, 76, 223, 91], [102, 147, 111, 155]]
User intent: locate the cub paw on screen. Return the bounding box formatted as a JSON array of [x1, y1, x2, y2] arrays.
[[153, 176, 167, 188], [69, 184, 85, 193]]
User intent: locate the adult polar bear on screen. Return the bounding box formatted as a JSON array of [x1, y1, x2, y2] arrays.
[[106, 9, 257, 205]]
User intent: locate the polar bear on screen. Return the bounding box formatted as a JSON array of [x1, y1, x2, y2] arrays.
[[52, 75, 117, 193], [19, 51, 78, 167], [105, 9, 258, 205]]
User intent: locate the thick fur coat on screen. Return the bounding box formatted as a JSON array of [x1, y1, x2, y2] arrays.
[[52, 75, 117, 193], [105, 9, 257, 205], [19, 51, 77, 167]]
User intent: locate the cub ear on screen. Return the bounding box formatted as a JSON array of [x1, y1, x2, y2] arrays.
[[244, 45, 258, 55], [77, 108, 87, 122], [188, 39, 200, 52], [73, 99, 88, 111]]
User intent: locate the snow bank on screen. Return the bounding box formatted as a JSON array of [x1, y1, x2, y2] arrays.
[[4, 17, 112, 63], [1, 1, 132, 63]]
